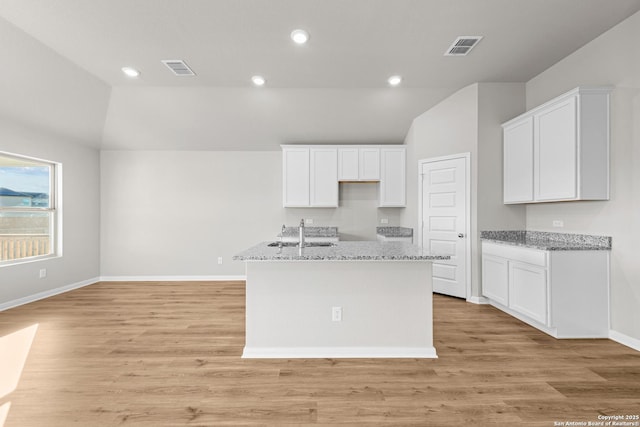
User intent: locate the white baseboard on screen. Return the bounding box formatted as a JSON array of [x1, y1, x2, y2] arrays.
[[467, 296, 490, 304], [609, 330, 640, 352], [242, 346, 438, 359], [99, 275, 246, 282], [0, 277, 100, 312]]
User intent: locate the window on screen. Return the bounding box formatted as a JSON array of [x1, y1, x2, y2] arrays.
[[0, 152, 58, 265]]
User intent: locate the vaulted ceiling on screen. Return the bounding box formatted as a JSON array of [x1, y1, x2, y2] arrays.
[[1, 0, 639, 150]]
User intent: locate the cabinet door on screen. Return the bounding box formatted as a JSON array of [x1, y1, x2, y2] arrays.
[[535, 96, 577, 201], [481, 254, 509, 306], [310, 148, 338, 207], [359, 148, 380, 180], [338, 148, 359, 181], [509, 261, 548, 325], [379, 148, 406, 207], [503, 117, 534, 203], [282, 148, 309, 207]]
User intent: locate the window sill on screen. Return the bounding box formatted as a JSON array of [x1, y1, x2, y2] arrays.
[[0, 254, 60, 268]]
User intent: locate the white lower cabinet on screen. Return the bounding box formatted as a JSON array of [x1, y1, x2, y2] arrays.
[[508, 261, 547, 325], [481, 241, 609, 338], [480, 254, 508, 306], [376, 234, 413, 243]]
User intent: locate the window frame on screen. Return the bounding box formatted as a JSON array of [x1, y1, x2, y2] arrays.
[[0, 151, 60, 266]]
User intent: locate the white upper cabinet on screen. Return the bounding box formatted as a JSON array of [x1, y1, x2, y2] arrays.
[[283, 145, 405, 208], [310, 148, 338, 207], [337, 147, 380, 181], [337, 148, 359, 180], [359, 148, 381, 180], [502, 86, 611, 204], [282, 147, 310, 207], [503, 117, 534, 203], [535, 96, 577, 201], [282, 146, 337, 208], [379, 147, 406, 207]]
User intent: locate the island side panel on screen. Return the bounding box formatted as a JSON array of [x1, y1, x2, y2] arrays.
[[243, 260, 435, 358]]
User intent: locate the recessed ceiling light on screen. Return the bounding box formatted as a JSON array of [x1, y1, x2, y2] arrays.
[[388, 75, 402, 86], [121, 67, 140, 78], [251, 75, 266, 86], [290, 29, 310, 45]]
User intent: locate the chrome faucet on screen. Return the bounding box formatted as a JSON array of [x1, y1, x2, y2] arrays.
[[278, 224, 286, 251], [299, 219, 305, 248]]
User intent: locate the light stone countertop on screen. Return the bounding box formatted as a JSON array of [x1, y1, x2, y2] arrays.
[[233, 241, 449, 261], [278, 226, 338, 238], [376, 226, 413, 238], [480, 230, 611, 251]]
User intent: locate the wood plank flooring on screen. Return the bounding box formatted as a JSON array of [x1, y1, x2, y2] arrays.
[[0, 281, 638, 426]]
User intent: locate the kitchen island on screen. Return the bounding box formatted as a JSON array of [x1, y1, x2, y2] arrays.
[[233, 241, 448, 359]]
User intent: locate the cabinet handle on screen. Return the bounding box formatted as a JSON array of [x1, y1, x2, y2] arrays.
[[458, 233, 465, 238]]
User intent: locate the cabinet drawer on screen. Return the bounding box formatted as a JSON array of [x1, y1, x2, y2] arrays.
[[482, 242, 546, 267]]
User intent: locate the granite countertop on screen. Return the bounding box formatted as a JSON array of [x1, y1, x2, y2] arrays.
[[376, 226, 413, 238], [233, 241, 449, 261], [279, 226, 338, 239], [480, 230, 611, 251]]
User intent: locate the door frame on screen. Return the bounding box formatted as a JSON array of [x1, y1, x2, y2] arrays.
[[418, 152, 472, 301]]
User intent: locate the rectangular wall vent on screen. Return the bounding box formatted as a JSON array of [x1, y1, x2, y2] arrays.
[[161, 60, 196, 76], [444, 36, 483, 56]]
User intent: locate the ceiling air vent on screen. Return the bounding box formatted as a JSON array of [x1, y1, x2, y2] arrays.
[[161, 60, 196, 76], [444, 36, 483, 56]]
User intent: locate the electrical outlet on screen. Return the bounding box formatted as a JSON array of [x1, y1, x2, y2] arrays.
[[380, 218, 389, 224], [39, 268, 47, 279], [332, 306, 342, 322], [305, 218, 314, 225], [552, 220, 564, 228], [217, 257, 223, 265]]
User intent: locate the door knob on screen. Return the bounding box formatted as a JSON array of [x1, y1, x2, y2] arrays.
[[458, 233, 465, 238]]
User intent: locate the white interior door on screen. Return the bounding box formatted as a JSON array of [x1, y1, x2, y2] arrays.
[[419, 155, 469, 299]]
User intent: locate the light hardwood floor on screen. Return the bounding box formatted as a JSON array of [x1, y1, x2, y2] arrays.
[[0, 281, 639, 426]]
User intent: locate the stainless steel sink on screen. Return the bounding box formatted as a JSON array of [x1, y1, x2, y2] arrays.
[[267, 241, 336, 248]]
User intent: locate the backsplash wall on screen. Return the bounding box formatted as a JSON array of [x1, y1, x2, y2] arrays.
[[284, 182, 402, 241]]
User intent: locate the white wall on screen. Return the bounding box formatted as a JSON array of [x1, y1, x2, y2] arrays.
[[402, 83, 526, 299], [101, 86, 454, 151], [524, 10, 640, 342], [402, 84, 479, 231], [0, 118, 101, 307], [0, 16, 110, 147], [100, 150, 398, 278], [477, 83, 528, 232], [0, 16, 107, 308]]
